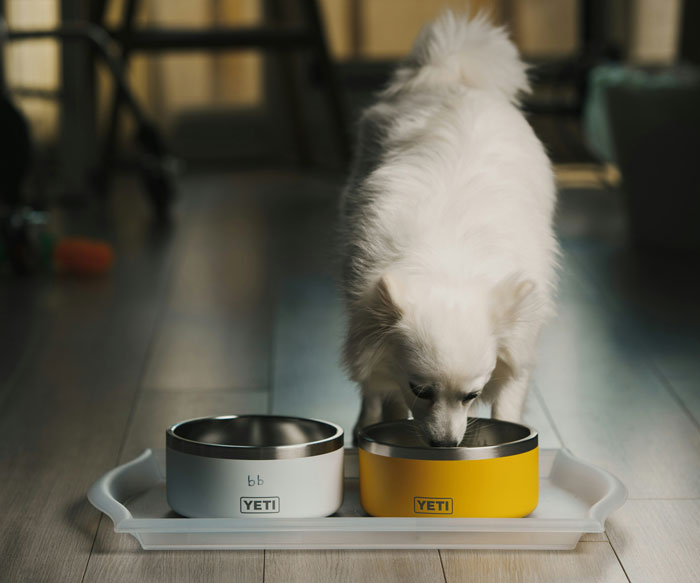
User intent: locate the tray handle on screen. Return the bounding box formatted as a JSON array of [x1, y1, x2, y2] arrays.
[[87, 449, 161, 529], [587, 465, 628, 526], [554, 449, 628, 527]]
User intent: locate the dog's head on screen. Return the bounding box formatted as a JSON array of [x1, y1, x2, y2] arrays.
[[359, 272, 537, 446]]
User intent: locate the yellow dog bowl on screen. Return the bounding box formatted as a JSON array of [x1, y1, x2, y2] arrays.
[[358, 418, 538, 518]]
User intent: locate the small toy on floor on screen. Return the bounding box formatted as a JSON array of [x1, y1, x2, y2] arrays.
[[53, 237, 114, 276], [0, 208, 114, 276]]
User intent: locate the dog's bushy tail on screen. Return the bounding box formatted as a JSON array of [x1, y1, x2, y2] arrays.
[[385, 10, 529, 103]]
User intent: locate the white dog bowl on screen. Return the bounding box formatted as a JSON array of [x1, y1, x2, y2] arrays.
[[166, 415, 344, 518]]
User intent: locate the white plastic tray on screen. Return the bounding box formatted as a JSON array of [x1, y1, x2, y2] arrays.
[[87, 448, 626, 550]]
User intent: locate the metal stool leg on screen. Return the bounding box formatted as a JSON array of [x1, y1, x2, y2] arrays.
[[0, 3, 8, 94], [271, 0, 312, 167], [301, 0, 350, 164], [96, 0, 139, 191]]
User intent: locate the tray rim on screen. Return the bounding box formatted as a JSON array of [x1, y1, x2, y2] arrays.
[[87, 447, 626, 543]]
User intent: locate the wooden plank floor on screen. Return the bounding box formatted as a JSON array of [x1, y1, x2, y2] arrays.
[[1, 171, 698, 582]]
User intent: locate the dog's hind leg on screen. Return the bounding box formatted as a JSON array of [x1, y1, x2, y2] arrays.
[[353, 374, 408, 444], [382, 394, 410, 422], [353, 393, 383, 445], [491, 371, 530, 423]]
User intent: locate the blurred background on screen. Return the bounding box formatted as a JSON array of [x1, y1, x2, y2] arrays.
[[2, 2, 700, 580], [1, 0, 696, 196], [1, 0, 699, 458], [1, 0, 698, 424]]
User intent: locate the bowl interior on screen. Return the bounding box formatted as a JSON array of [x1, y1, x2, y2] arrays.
[[172, 416, 339, 448], [363, 418, 532, 449]]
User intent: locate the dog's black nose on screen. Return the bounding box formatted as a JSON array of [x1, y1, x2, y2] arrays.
[[430, 439, 459, 447]]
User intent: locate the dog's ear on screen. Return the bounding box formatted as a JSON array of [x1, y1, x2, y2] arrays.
[[491, 275, 540, 369], [342, 274, 404, 382], [375, 273, 404, 323], [491, 276, 536, 327]]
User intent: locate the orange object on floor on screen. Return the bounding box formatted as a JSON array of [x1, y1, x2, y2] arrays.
[[53, 238, 114, 275]]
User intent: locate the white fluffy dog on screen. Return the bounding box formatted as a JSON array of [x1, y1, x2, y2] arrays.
[[339, 11, 558, 446]]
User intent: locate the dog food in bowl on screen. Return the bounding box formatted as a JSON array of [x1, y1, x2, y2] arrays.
[[166, 415, 344, 518], [358, 417, 538, 518]]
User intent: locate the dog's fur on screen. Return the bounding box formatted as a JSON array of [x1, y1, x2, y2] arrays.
[[339, 11, 559, 446]]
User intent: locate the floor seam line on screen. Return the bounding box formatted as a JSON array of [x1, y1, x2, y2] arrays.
[[78, 514, 103, 583], [80, 204, 189, 580], [647, 359, 700, 433], [112, 231, 182, 468], [262, 549, 266, 583], [438, 549, 448, 583], [606, 538, 632, 583], [532, 384, 567, 449]]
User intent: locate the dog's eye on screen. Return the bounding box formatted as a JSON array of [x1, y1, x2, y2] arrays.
[[461, 392, 479, 404], [409, 381, 435, 400]]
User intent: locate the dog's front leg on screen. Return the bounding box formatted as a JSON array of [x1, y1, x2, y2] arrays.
[[381, 393, 410, 422], [353, 374, 409, 444], [491, 370, 530, 423], [353, 392, 383, 445]]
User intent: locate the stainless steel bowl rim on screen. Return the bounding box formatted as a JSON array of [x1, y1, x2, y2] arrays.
[[166, 414, 345, 460], [358, 418, 538, 460]]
